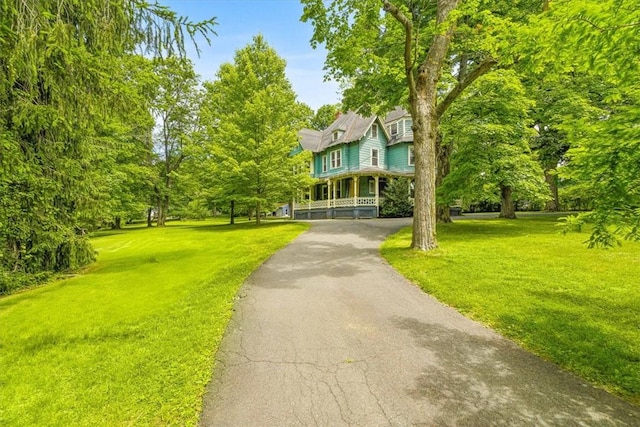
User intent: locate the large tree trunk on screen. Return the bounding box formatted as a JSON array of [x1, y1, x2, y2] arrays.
[[436, 133, 453, 223], [499, 184, 517, 219], [544, 169, 559, 211], [230, 200, 235, 225], [384, 0, 460, 250], [112, 216, 122, 230], [289, 197, 295, 220], [156, 195, 169, 226], [411, 95, 439, 250], [157, 175, 171, 227], [147, 207, 153, 227]]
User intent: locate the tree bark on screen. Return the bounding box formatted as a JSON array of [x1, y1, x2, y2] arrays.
[[544, 169, 559, 211], [499, 184, 517, 219], [157, 174, 171, 227], [384, 0, 459, 250], [289, 197, 295, 220], [411, 92, 439, 249], [436, 133, 453, 223], [255, 200, 261, 225], [112, 216, 122, 230], [157, 194, 169, 226], [147, 207, 153, 227], [230, 200, 235, 225]]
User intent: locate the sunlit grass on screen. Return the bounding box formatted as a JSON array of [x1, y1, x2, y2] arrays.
[[382, 215, 640, 405], [0, 219, 308, 426]]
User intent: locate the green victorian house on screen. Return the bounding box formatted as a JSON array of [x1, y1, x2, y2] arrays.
[[294, 107, 415, 219]]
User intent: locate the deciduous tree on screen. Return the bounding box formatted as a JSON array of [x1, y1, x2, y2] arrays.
[[301, 0, 546, 249], [150, 57, 202, 226], [439, 71, 548, 218], [201, 36, 312, 225]]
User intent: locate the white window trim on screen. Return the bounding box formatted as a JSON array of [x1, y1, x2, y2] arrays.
[[371, 123, 378, 138], [408, 146, 415, 166], [330, 149, 342, 169], [404, 119, 413, 135], [322, 155, 327, 172], [390, 122, 398, 136], [371, 148, 379, 167]]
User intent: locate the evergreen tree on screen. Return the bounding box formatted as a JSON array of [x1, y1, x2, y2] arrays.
[[0, 0, 215, 290], [380, 178, 414, 218]]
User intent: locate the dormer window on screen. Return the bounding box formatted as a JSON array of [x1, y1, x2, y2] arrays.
[[404, 119, 413, 133], [390, 122, 398, 136], [332, 130, 342, 142]]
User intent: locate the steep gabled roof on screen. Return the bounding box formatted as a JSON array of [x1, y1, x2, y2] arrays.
[[384, 106, 408, 125], [384, 107, 413, 146], [298, 128, 322, 152], [298, 111, 378, 153]]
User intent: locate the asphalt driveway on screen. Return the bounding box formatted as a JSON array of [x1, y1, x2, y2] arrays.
[[199, 218, 639, 426]]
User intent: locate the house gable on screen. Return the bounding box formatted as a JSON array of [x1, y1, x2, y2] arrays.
[[298, 108, 412, 179], [384, 106, 414, 146], [358, 116, 388, 171]]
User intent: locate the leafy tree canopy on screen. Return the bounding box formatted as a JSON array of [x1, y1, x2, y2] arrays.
[[200, 35, 313, 224]]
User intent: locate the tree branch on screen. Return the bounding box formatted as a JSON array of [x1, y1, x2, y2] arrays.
[[436, 57, 497, 119], [382, 1, 417, 96], [575, 16, 640, 32]]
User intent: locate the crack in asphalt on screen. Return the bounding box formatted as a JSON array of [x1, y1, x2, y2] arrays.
[[200, 219, 640, 427]]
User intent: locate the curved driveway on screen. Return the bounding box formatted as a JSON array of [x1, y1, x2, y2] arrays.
[[200, 219, 639, 426]]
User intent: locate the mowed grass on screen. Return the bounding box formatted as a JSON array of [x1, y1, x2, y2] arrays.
[[381, 214, 640, 405], [0, 219, 308, 426]]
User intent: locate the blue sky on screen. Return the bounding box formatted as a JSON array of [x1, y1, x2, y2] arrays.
[[160, 0, 341, 111]]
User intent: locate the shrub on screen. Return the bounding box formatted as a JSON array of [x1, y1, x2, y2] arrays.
[[380, 178, 414, 218]]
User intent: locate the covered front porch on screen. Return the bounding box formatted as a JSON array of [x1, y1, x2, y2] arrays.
[[294, 174, 398, 219]]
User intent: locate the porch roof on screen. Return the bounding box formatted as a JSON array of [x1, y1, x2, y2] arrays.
[[315, 168, 414, 180]]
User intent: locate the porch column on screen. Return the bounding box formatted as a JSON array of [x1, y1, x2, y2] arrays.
[[332, 179, 337, 203], [327, 180, 332, 208], [375, 175, 380, 217], [354, 176, 359, 206]]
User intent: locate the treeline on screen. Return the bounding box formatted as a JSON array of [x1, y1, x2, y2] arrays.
[[2, 1, 639, 292]]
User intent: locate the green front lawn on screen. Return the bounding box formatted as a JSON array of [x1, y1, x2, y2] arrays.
[[382, 214, 640, 405], [0, 219, 308, 426]]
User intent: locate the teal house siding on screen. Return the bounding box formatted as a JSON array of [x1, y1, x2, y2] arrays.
[[359, 128, 387, 169], [312, 153, 324, 178], [347, 142, 360, 171], [298, 108, 414, 179], [315, 145, 347, 179], [387, 143, 414, 173]]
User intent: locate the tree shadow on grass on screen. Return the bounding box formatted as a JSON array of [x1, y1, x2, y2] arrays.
[[499, 288, 640, 402], [88, 248, 203, 276], [392, 315, 640, 426]]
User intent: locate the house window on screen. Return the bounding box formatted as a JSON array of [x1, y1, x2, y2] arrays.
[[368, 179, 376, 195], [332, 130, 343, 142], [330, 149, 342, 169], [322, 155, 327, 172], [371, 148, 379, 167], [408, 146, 415, 166], [390, 122, 398, 136], [404, 119, 413, 134], [371, 124, 378, 138]]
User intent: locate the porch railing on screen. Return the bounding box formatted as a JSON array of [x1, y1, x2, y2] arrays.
[[294, 197, 383, 210]]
